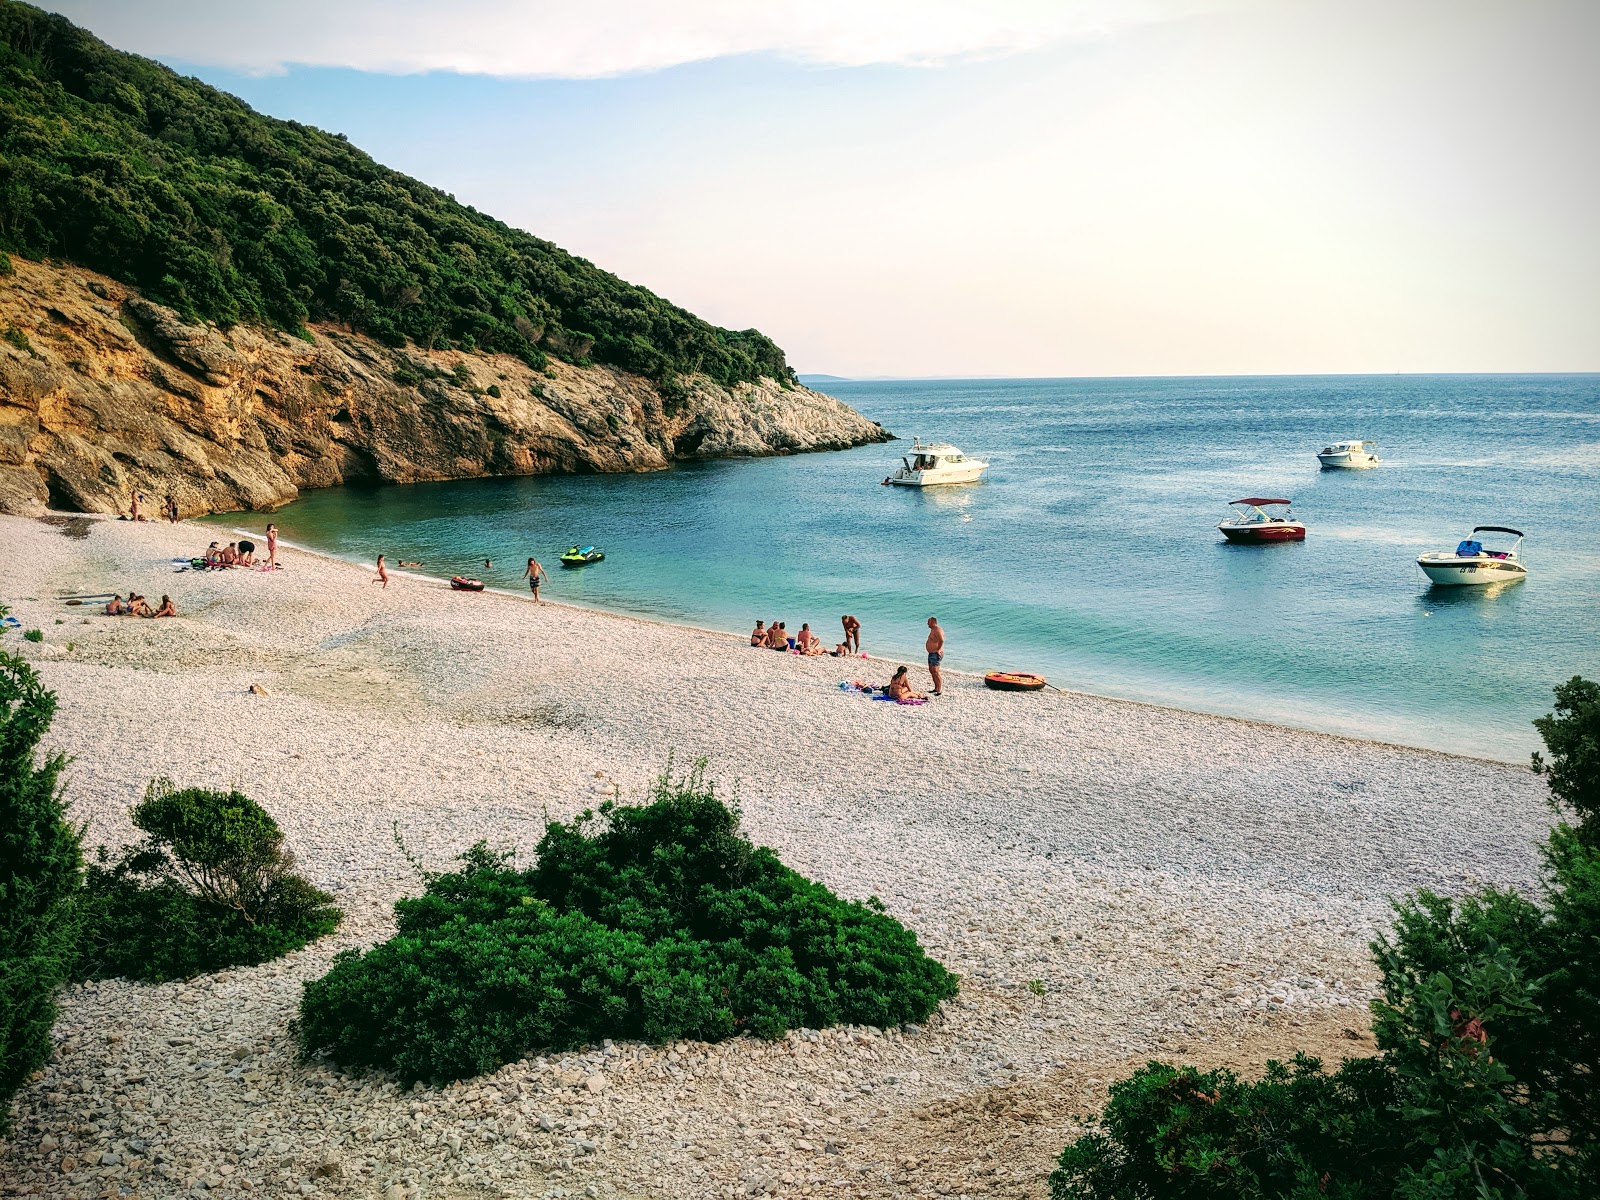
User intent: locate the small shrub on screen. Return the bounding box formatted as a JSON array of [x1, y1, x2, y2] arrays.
[[0, 250, 12, 277], [528, 382, 545, 399], [3, 326, 31, 354], [392, 362, 421, 387], [22, 629, 42, 643], [0, 654, 82, 1133], [75, 779, 339, 981], [486, 384, 501, 398], [450, 362, 474, 390], [299, 763, 957, 1083], [1533, 674, 1600, 843]]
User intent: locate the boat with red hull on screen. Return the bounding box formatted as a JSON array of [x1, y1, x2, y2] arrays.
[[1217, 498, 1305, 544]]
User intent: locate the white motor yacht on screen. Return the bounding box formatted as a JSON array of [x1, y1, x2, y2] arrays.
[[885, 440, 988, 487], [1417, 526, 1527, 586], [1317, 439, 1381, 469]]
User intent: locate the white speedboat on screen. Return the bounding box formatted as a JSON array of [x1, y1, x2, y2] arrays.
[[885, 440, 988, 487], [1317, 439, 1381, 469], [1417, 526, 1527, 587]]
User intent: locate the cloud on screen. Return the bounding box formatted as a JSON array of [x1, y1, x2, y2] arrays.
[[45, 0, 1227, 78]]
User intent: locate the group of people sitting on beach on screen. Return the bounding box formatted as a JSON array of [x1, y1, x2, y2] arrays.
[[198, 540, 256, 568], [104, 593, 176, 618], [750, 613, 862, 658]]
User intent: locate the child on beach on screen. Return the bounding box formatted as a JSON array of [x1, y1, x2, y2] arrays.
[[373, 555, 389, 588], [266, 523, 278, 570]]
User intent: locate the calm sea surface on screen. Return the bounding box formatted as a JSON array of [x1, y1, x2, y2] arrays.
[[207, 375, 1600, 759]]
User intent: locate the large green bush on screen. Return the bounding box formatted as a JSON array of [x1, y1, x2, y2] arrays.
[[299, 765, 958, 1083], [0, 4, 793, 388], [0, 653, 82, 1134], [75, 779, 340, 981], [1049, 680, 1600, 1199]]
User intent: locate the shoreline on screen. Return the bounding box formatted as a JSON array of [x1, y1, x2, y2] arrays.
[[211, 516, 1524, 768], [0, 509, 1558, 1199]]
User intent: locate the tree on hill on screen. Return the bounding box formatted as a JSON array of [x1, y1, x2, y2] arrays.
[[0, 2, 794, 389]]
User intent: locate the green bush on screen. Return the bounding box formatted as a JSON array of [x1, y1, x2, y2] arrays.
[[299, 764, 957, 1083], [1533, 675, 1600, 843], [0, 4, 796, 388], [21, 629, 41, 642], [75, 779, 340, 981], [1049, 679, 1600, 1199], [0, 653, 82, 1134], [3, 326, 30, 354]]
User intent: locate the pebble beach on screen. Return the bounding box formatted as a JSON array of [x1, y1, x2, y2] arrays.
[[0, 511, 1558, 1200]]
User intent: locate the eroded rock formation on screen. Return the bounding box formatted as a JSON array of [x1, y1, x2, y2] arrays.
[[0, 258, 890, 516]]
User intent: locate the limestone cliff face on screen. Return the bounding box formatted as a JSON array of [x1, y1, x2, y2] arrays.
[[0, 258, 891, 517]]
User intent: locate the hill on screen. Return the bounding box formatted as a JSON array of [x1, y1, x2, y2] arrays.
[[0, 3, 786, 389]]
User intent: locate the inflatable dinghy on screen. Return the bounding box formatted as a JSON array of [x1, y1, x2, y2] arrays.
[[450, 576, 485, 592], [984, 671, 1048, 692]]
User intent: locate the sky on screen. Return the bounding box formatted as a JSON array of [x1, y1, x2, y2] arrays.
[[43, 0, 1600, 378]]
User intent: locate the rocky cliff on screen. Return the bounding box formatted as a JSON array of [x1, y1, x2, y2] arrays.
[[0, 258, 891, 517]]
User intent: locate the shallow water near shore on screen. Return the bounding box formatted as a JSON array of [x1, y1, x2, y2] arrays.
[[206, 374, 1599, 759]]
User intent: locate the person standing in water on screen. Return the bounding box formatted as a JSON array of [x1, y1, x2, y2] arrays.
[[523, 556, 546, 602], [925, 616, 945, 696], [841, 614, 861, 655], [373, 554, 389, 588], [266, 523, 279, 570]]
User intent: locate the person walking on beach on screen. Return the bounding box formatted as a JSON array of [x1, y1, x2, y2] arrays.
[[266, 523, 279, 570], [163, 493, 179, 523], [373, 554, 389, 588], [128, 491, 142, 522], [523, 556, 546, 602], [841, 614, 861, 655], [925, 616, 945, 696]]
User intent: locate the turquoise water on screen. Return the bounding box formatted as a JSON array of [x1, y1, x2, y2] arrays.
[[207, 375, 1600, 759]]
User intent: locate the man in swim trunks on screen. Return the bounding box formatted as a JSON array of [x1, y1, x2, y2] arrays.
[[524, 556, 546, 602], [841, 614, 861, 654], [925, 616, 944, 696]]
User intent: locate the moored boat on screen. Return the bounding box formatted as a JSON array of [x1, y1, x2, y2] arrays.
[[1317, 439, 1381, 469], [1217, 498, 1305, 543], [985, 671, 1048, 692], [886, 440, 988, 487], [1417, 527, 1527, 586]]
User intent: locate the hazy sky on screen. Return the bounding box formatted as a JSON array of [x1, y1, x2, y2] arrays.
[[45, 0, 1600, 377]]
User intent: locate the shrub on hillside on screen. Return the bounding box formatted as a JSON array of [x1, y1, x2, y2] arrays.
[[299, 764, 958, 1083], [75, 779, 340, 981], [0, 653, 82, 1133], [1049, 678, 1600, 1199]]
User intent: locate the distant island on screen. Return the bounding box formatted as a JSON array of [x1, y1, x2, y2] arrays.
[[797, 374, 853, 384], [0, 4, 890, 517]]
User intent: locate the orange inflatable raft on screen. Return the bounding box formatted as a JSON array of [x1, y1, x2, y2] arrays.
[[984, 671, 1048, 692]]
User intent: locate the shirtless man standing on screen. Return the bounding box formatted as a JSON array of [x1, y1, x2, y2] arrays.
[[925, 616, 945, 696], [523, 556, 546, 602], [841, 614, 861, 654]]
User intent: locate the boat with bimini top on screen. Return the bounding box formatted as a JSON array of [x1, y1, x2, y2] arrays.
[[1417, 527, 1527, 587], [1217, 498, 1305, 543]]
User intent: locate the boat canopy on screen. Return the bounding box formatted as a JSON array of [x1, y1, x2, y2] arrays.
[[1231, 497, 1292, 506], [1472, 526, 1524, 538]]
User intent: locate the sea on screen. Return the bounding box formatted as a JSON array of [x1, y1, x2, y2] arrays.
[[206, 375, 1600, 761]]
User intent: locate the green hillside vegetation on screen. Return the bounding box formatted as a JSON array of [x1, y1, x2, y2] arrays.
[[0, 2, 792, 388]]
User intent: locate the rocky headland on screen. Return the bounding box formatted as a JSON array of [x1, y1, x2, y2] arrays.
[[0, 257, 891, 518]]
